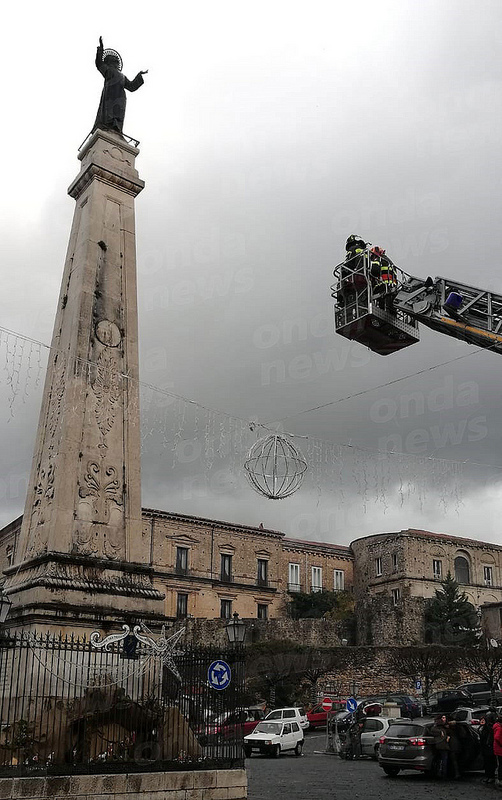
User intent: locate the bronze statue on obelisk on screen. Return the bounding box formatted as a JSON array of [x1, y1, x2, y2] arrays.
[[3, 41, 163, 632], [94, 37, 148, 135]]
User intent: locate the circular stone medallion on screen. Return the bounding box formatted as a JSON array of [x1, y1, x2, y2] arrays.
[[95, 320, 122, 347]]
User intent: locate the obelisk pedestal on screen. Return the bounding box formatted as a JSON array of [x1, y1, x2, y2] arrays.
[[4, 129, 164, 631]]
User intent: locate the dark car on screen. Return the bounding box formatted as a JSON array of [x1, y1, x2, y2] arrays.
[[365, 695, 421, 719], [425, 689, 473, 715], [378, 718, 482, 778], [456, 682, 502, 706]]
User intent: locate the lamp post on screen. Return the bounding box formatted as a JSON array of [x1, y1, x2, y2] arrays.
[[225, 612, 246, 648], [0, 592, 12, 625]]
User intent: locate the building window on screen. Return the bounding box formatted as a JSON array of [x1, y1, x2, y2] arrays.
[[176, 593, 188, 619], [257, 603, 268, 619], [334, 570, 345, 591], [288, 563, 300, 592], [454, 556, 470, 584], [257, 559, 268, 587], [6, 546, 13, 567], [220, 598, 232, 619], [391, 588, 401, 605], [311, 567, 322, 592], [175, 547, 188, 574], [484, 566, 493, 587], [375, 557, 382, 577], [433, 559, 442, 580], [220, 554, 232, 583], [392, 553, 398, 573]]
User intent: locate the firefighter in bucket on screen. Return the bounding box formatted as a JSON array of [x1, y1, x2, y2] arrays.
[[338, 235, 368, 311]]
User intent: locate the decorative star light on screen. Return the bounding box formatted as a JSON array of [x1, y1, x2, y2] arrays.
[[91, 622, 185, 681]]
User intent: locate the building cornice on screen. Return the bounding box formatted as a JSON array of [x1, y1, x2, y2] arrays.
[[143, 508, 285, 539]]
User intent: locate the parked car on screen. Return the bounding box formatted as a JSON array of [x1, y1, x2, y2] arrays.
[[265, 707, 309, 730], [378, 718, 482, 777], [341, 716, 403, 760], [425, 688, 473, 714], [244, 720, 304, 757], [197, 707, 265, 744], [307, 701, 346, 730], [457, 682, 502, 706], [449, 706, 491, 731], [363, 695, 421, 719]]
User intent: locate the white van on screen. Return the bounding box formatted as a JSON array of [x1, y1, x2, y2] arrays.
[[264, 707, 309, 730]]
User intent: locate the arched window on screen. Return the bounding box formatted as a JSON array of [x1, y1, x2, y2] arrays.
[[454, 556, 470, 584]]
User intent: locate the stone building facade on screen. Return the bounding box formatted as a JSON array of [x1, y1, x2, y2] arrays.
[[351, 528, 502, 644], [4, 514, 502, 641], [0, 510, 353, 625]]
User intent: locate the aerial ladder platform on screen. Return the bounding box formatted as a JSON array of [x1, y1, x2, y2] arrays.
[[331, 250, 502, 356]]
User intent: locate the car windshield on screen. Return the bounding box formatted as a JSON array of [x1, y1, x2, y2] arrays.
[[386, 724, 425, 738], [254, 722, 282, 734], [451, 710, 468, 721]]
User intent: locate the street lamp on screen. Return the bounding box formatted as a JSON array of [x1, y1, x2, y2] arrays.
[[0, 592, 12, 625], [226, 612, 246, 646]]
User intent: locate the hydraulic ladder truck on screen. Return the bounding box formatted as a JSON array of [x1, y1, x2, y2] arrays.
[[331, 249, 502, 356]]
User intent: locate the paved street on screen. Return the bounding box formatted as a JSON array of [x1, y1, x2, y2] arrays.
[[246, 732, 496, 800]]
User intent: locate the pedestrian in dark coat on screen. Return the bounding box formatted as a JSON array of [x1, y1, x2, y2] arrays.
[[430, 714, 450, 779], [349, 720, 363, 759], [446, 719, 462, 779], [479, 715, 496, 783], [492, 717, 502, 785]]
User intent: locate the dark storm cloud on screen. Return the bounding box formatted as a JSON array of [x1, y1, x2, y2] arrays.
[[1, 0, 502, 543]]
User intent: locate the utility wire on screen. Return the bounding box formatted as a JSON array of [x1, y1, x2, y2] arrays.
[[1, 324, 501, 473]]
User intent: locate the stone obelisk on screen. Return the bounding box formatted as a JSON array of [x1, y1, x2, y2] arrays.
[[4, 126, 164, 630]]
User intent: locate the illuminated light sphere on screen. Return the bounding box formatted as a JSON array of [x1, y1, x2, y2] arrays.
[[244, 434, 308, 499]]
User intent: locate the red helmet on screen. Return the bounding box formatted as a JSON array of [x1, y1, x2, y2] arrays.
[[370, 246, 386, 257]]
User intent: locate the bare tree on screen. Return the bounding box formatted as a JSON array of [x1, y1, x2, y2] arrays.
[[388, 645, 461, 706], [463, 638, 502, 706]]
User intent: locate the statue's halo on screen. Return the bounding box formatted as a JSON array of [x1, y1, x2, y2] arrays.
[[103, 48, 123, 71]]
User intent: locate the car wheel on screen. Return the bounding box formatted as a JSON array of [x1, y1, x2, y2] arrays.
[[272, 744, 280, 758], [373, 743, 379, 760], [294, 741, 303, 757], [382, 766, 400, 777], [244, 746, 252, 758]]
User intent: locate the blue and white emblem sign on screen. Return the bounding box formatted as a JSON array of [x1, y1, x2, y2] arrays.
[[208, 659, 231, 690]]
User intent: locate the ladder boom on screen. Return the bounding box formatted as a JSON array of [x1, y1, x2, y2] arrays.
[[394, 275, 502, 353]]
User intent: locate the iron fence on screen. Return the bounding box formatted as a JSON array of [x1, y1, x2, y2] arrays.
[[0, 629, 245, 776]]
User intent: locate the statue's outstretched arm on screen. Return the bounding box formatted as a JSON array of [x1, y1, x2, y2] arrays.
[[96, 35, 105, 74], [125, 70, 148, 92]]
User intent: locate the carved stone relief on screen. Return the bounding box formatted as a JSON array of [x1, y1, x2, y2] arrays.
[[91, 349, 121, 448], [95, 319, 122, 347], [74, 460, 124, 560], [26, 461, 55, 557], [45, 359, 66, 450], [103, 147, 132, 166]]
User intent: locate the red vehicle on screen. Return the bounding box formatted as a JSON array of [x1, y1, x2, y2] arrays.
[[199, 707, 265, 744], [307, 701, 346, 730]]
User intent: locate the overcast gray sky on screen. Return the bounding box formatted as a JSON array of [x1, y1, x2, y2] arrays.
[[1, 0, 502, 545]]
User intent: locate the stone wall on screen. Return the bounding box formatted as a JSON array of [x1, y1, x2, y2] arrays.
[[183, 616, 346, 648], [356, 596, 426, 646], [0, 769, 246, 800]]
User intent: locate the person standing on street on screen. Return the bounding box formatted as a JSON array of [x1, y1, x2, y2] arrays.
[[446, 718, 462, 779], [492, 715, 502, 785], [431, 714, 450, 779], [479, 715, 496, 783], [349, 720, 363, 760]]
